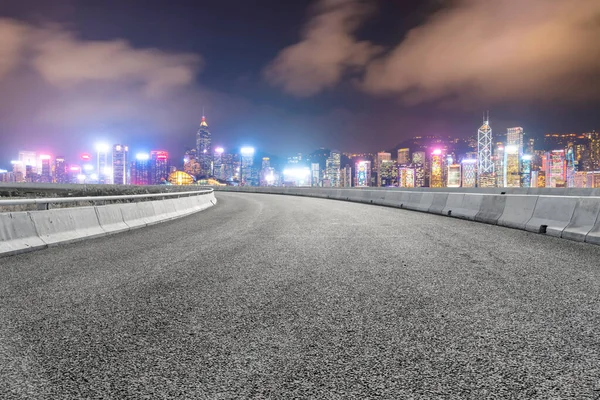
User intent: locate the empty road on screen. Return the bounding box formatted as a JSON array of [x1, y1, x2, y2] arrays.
[[1, 192, 600, 399]]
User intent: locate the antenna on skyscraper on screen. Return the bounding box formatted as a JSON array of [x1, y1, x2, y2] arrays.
[[487, 110, 490, 122]]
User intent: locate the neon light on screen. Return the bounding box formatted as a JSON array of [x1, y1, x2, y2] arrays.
[[432, 149, 442, 155], [39, 154, 51, 160]]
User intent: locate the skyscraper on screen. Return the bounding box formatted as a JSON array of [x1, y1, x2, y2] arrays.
[[40, 155, 51, 183], [461, 159, 477, 188], [397, 148, 410, 165], [131, 153, 151, 185], [504, 145, 520, 187], [112, 144, 129, 185], [355, 161, 371, 187], [447, 164, 461, 187], [376, 152, 391, 187], [477, 115, 494, 187], [196, 115, 212, 177], [326, 150, 341, 187], [507, 127, 524, 155], [430, 149, 444, 188], [150, 150, 169, 184]]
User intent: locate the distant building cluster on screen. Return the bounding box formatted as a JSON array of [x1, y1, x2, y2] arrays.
[[2, 114, 599, 188]]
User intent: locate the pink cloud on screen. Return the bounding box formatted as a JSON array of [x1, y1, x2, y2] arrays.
[[264, 0, 381, 97]]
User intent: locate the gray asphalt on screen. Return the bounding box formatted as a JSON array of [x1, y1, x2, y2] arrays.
[[1, 192, 600, 399]]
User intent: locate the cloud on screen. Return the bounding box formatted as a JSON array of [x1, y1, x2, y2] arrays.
[[0, 18, 201, 96], [0, 19, 27, 79], [264, 0, 381, 97], [362, 0, 600, 104]]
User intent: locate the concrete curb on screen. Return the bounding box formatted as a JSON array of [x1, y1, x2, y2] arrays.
[[0, 192, 216, 258]]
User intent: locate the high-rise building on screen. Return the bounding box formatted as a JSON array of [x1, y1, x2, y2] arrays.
[[526, 138, 535, 155], [521, 155, 532, 187], [240, 147, 255, 185], [196, 115, 212, 177], [311, 163, 320, 187], [40, 155, 52, 183], [398, 167, 415, 188], [412, 151, 426, 187], [566, 143, 576, 188], [379, 160, 396, 187], [461, 159, 477, 188], [494, 143, 505, 187], [326, 150, 341, 187], [112, 144, 128, 185], [340, 165, 352, 187], [376, 152, 391, 186], [131, 153, 151, 185], [447, 164, 461, 187], [17, 151, 37, 176], [96, 144, 109, 184], [548, 150, 566, 187], [588, 131, 600, 170], [507, 127, 524, 155], [150, 150, 169, 184], [477, 116, 494, 187], [430, 149, 444, 188], [397, 148, 410, 165], [213, 147, 225, 179], [355, 160, 371, 187], [504, 145, 520, 187], [54, 157, 66, 183]]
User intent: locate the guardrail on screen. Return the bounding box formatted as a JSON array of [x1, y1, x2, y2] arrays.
[[215, 187, 600, 246], [0, 189, 217, 257]]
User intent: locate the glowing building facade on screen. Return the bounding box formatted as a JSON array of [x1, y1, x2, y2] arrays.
[[447, 164, 461, 187], [397, 148, 410, 165], [548, 150, 566, 188], [504, 145, 521, 187], [150, 150, 169, 184], [412, 151, 426, 187], [326, 150, 341, 187], [196, 115, 212, 177], [355, 161, 371, 187], [477, 116, 494, 187], [461, 159, 477, 187], [521, 155, 532, 187], [112, 144, 128, 185], [430, 149, 444, 188]]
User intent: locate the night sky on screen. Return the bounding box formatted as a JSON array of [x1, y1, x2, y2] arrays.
[[0, 0, 599, 167]]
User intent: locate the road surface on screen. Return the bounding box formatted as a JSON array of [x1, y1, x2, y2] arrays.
[[1, 192, 600, 399]]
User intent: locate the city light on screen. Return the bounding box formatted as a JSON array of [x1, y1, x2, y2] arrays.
[[77, 174, 86, 182], [522, 154, 533, 161], [10, 160, 21, 165], [81, 153, 91, 161], [90, 173, 98, 180], [39, 154, 51, 160], [241, 147, 255, 156], [136, 153, 150, 161], [505, 145, 519, 153], [462, 159, 477, 163], [215, 147, 225, 154], [95, 143, 110, 153], [83, 164, 94, 172], [432, 149, 442, 155], [70, 166, 81, 172]]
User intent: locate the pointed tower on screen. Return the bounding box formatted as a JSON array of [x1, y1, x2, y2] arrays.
[[196, 114, 212, 177], [477, 112, 495, 187]]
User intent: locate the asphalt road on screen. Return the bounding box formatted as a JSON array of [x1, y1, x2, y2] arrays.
[[2, 192, 600, 399]]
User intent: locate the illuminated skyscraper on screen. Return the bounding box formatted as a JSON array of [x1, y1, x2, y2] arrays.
[[240, 147, 255, 185], [447, 164, 461, 187], [379, 159, 396, 187], [548, 150, 566, 187], [412, 151, 426, 187], [397, 148, 410, 165], [196, 115, 212, 177], [461, 159, 477, 187], [213, 147, 225, 179], [95, 144, 110, 184], [340, 166, 352, 187], [355, 161, 371, 187], [566, 143, 576, 188], [430, 149, 444, 188], [40, 155, 52, 183], [131, 153, 151, 185], [398, 167, 415, 188], [376, 152, 391, 186], [477, 115, 494, 187], [504, 145, 520, 187], [311, 163, 320, 187], [112, 144, 128, 185], [494, 143, 505, 187], [54, 157, 67, 184], [150, 150, 169, 184], [507, 127, 524, 155], [17, 151, 37, 175], [326, 150, 341, 187], [521, 155, 532, 187]]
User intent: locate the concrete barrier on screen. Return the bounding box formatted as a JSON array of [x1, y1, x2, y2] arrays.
[[562, 197, 600, 242], [29, 206, 105, 246], [474, 195, 507, 225], [0, 212, 47, 255], [525, 196, 578, 237], [120, 202, 154, 228], [95, 205, 129, 234], [497, 195, 539, 230], [428, 193, 449, 215], [442, 193, 464, 217]]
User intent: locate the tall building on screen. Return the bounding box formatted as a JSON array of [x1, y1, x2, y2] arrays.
[[397, 148, 410, 165], [150, 150, 169, 184], [521, 155, 532, 187], [213, 147, 225, 179], [326, 150, 341, 187], [196, 115, 212, 177], [17, 151, 37, 176], [430, 149, 444, 188], [379, 159, 396, 187], [398, 167, 415, 188], [55, 156, 67, 183], [504, 145, 520, 187], [355, 160, 371, 187], [131, 153, 151, 185], [566, 143, 576, 188], [461, 159, 477, 187], [340, 165, 352, 187], [96, 144, 109, 184], [477, 116, 494, 187], [447, 164, 461, 187], [412, 151, 426, 187], [548, 150, 566, 187], [311, 163, 320, 187], [507, 127, 524, 155], [112, 144, 129, 185], [376, 152, 391, 186], [240, 148, 255, 185], [40, 155, 52, 183], [494, 143, 505, 187]]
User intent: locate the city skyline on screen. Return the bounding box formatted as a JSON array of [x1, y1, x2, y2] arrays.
[[0, 0, 599, 167]]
